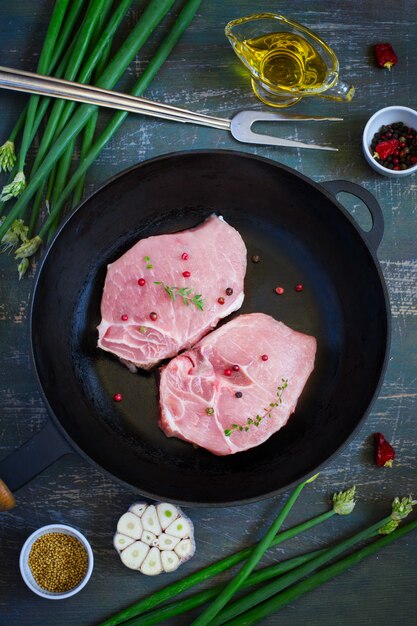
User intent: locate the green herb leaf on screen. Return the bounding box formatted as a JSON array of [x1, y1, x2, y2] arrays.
[[224, 381, 289, 437], [154, 280, 205, 311]]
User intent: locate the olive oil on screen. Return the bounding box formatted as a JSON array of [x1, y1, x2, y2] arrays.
[[237, 32, 328, 91]]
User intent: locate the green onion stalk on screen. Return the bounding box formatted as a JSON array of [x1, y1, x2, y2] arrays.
[[71, 16, 116, 208], [71, 110, 99, 209], [208, 496, 416, 625], [99, 482, 356, 626], [29, 0, 109, 178], [25, 0, 124, 239], [30, 0, 123, 182], [39, 0, 204, 246], [0, 0, 176, 247], [0, 30, 80, 201], [0, 0, 71, 202], [0, 0, 86, 176], [56, 9, 118, 219], [123, 494, 415, 626], [191, 474, 320, 626], [124, 550, 327, 626], [0, 3, 86, 256], [224, 497, 417, 626]]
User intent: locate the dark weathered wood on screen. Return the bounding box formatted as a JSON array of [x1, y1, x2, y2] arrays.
[[0, 1, 416, 625]]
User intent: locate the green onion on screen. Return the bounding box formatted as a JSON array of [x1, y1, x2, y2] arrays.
[[225, 514, 417, 626], [31, 0, 131, 178], [26, 2, 124, 239], [46, 0, 88, 75], [0, 0, 176, 241], [16, 0, 71, 178], [48, 12, 116, 231], [71, 110, 98, 209], [39, 0, 203, 241], [190, 474, 319, 626], [71, 22, 114, 208], [30, 0, 109, 176], [48, 139, 75, 240], [125, 549, 325, 626], [209, 496, 416, 625], [0, 0, 85, 174]]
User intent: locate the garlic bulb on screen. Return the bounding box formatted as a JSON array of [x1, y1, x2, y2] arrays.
[[114, 502, 195, 575]]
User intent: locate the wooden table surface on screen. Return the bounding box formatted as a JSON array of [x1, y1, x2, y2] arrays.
[[1, 1, 416, 625]]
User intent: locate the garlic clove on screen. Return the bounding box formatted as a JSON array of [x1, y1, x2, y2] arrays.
[[161, 550, 180, 573], [157, 502, 179, 530], [158, 533, 181, 551], [120, 541, 149, 570], [141, 530, 158, 546], [141, 504, 162, 535], [117, 512, 143, 539], [113, 532, 135, 553], [140, 546, 163, 576], [129, 502, 148, 517], [174, 538, 195, 561], [165, 515, 192, 539]]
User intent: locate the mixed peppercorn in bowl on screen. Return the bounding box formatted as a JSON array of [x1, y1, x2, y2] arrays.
[[362, 106, 417, 177]]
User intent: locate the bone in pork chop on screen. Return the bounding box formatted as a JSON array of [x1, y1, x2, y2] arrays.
[[97, 215, 247, 370], [159, 313, 316, 455]]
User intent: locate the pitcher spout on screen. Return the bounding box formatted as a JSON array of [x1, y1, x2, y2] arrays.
[[320, 78, 355, 102]]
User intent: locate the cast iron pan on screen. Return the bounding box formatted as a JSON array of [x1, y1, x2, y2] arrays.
[[0, 150, 390, 506]]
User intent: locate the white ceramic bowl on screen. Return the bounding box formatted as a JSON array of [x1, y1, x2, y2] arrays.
[[362, 106, 417, 177], [19, 524, 94, 600]]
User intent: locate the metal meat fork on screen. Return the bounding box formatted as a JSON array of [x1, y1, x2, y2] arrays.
[[0, 65, 342, 151]]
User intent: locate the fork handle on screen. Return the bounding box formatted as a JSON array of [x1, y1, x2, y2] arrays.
[[0, 65, 231, 131]]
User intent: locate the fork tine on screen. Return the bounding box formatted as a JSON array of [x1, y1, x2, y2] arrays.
[[230, 110, 339, 151]]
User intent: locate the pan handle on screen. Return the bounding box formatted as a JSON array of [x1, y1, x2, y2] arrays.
[[0, 420, 73, 505], [321, 180, 384, 251]]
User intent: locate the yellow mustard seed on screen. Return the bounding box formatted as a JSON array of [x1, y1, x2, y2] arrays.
[[28, 532, 88, 593]]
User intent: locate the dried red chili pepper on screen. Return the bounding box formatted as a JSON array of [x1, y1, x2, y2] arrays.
[[374, 139, 399, 160], [374, 43, 398, 70], [374, 432, 395, 467]]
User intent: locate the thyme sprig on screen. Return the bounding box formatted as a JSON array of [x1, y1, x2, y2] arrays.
[[154, 281, 204, 311], [144, 255, 153, 269], [224, 379, 288, 437]]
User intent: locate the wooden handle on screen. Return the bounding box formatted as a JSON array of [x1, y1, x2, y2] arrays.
[[0, 479, 16, 511]]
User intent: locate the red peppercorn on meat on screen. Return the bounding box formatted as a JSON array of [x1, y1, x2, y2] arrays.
[[97, 215, 247, 370], [159, 313, 316, 455]]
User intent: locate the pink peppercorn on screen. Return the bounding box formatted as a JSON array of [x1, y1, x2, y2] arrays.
[[261, 354, 268, 361], [275, 287, 284, 295], [113, 393, 122, 402], [138, 278, 146, 286], [183, 271, 191, 278]]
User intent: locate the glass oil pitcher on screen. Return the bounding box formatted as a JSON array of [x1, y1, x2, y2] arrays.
[[225, 13, 355, 108]]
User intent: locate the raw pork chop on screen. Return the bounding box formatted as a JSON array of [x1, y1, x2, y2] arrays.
[[159, 313, 316, 455], [97, 215, 247, 370]]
